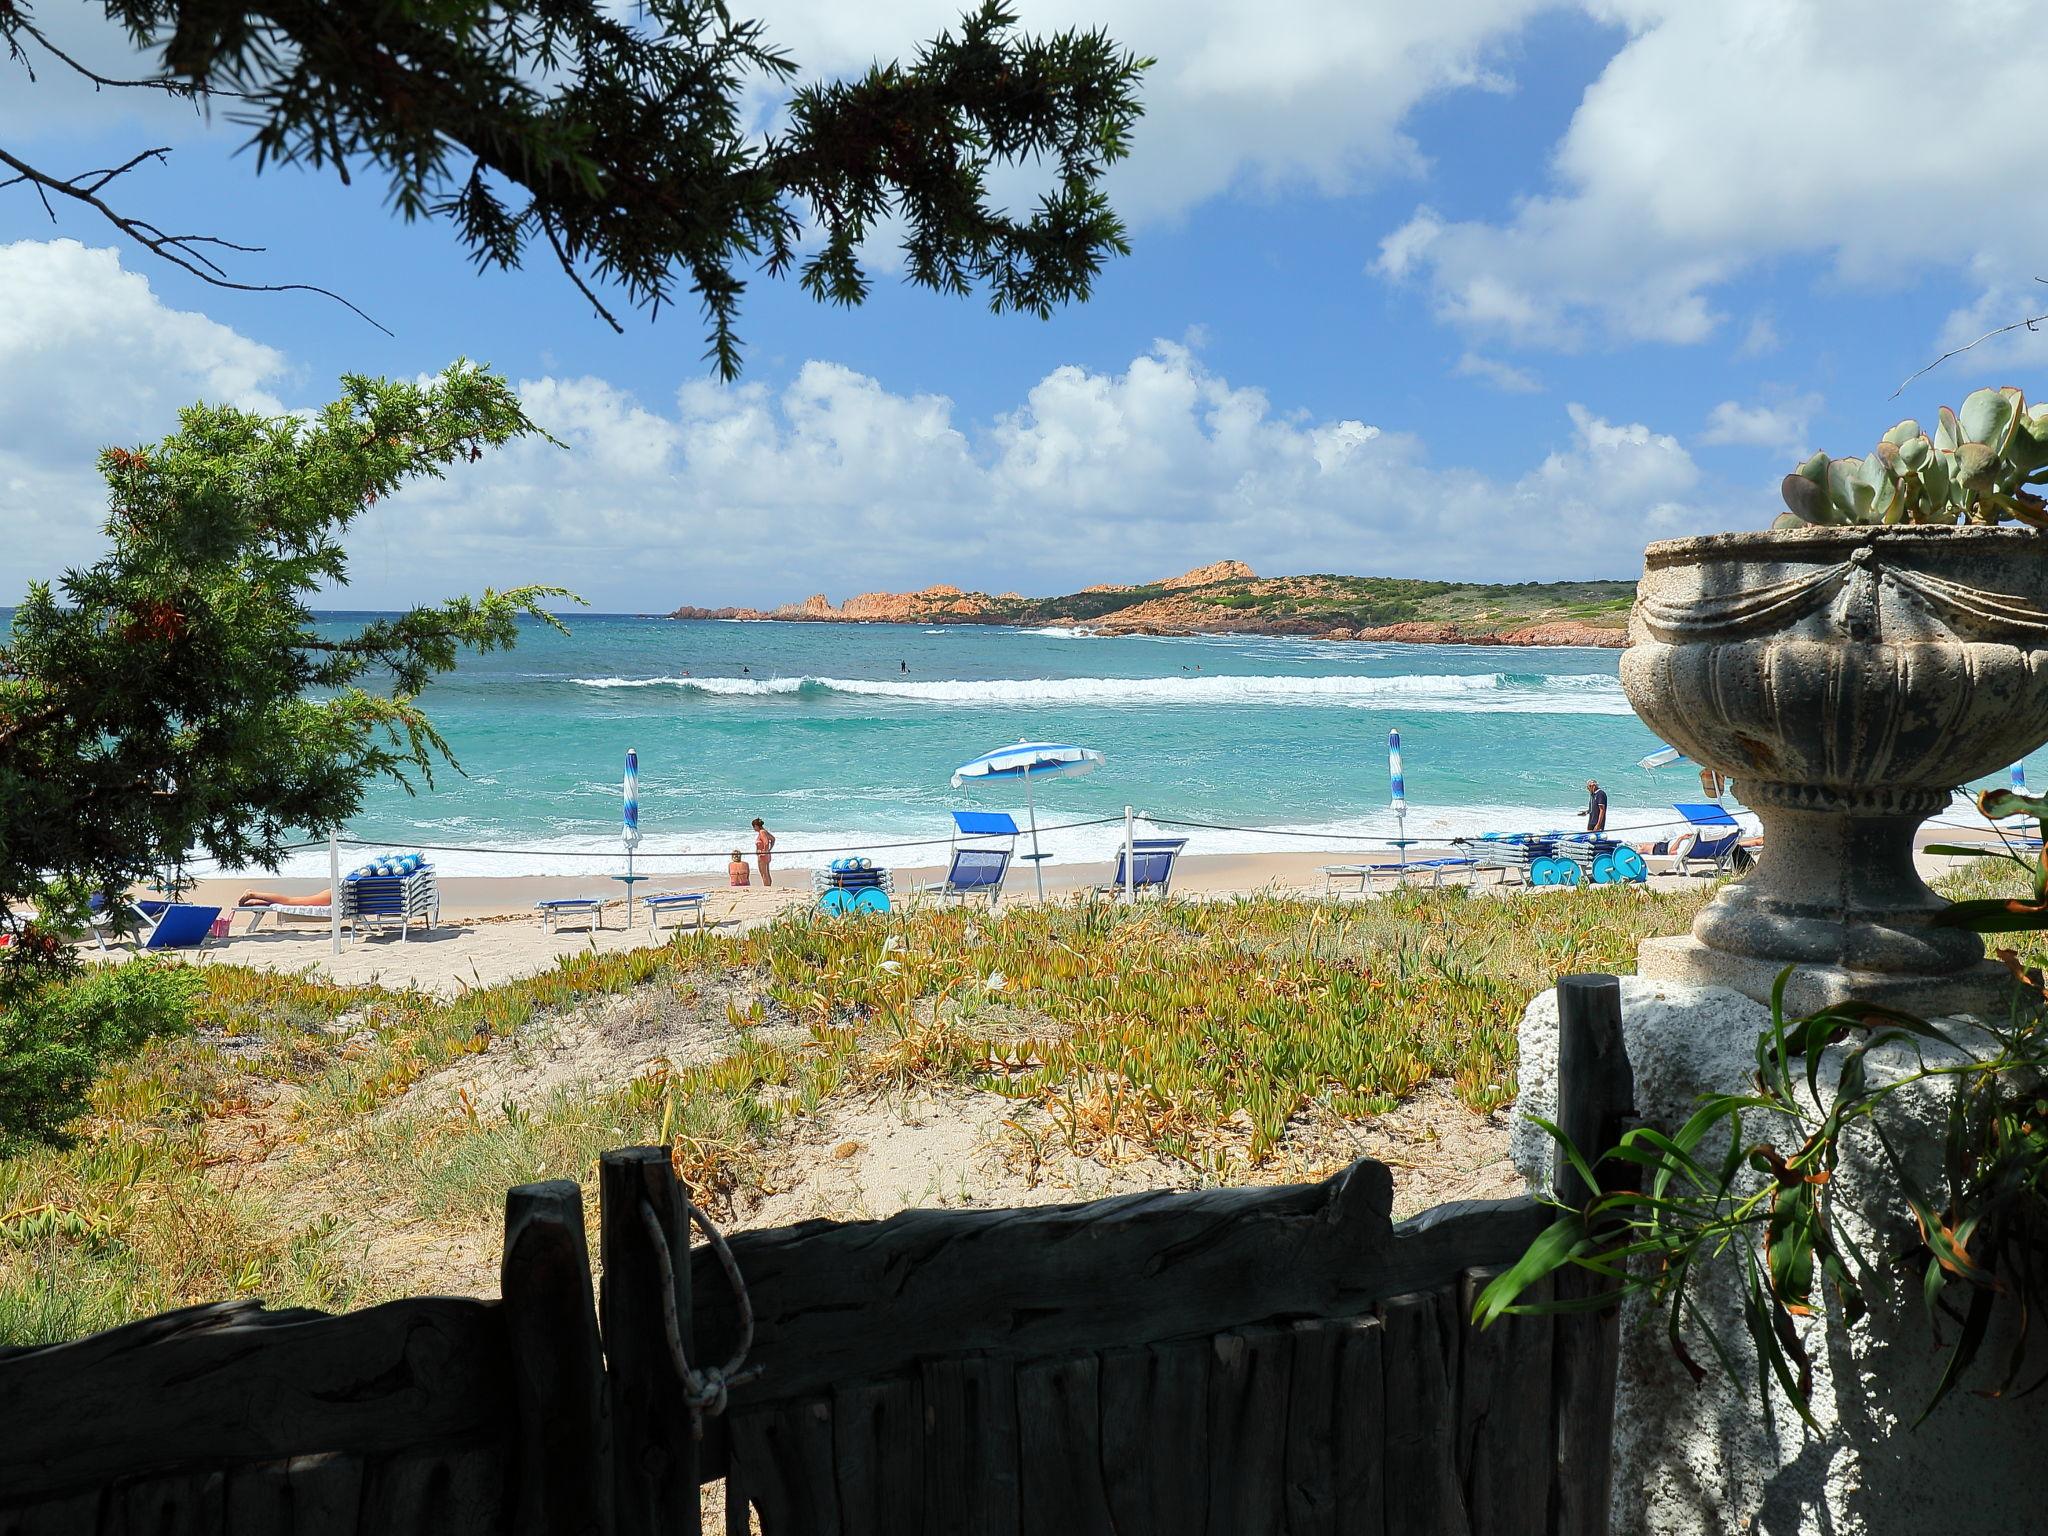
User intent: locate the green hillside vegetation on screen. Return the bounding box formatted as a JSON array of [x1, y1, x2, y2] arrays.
[[1020, 573, 1638, 634]]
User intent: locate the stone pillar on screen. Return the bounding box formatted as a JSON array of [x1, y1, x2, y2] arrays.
[[1513, 976, 2046, 1536]]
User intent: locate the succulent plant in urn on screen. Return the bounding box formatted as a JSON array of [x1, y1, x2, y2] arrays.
[[1623, 387, 2048, 1013]]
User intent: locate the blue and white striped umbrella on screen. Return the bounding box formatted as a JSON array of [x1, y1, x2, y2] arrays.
[[2014, 762, 2029, 793], [952, 741, 1104, 899], [623, 748, 641, 850], [1389, 729, 1409, 863], [1638, 745, 1686, 770]]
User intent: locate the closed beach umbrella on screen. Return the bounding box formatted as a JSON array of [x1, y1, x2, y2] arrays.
[[1389, 728, 1408, 864], [623, 747, 641, 925], [624, 748, 642, 849], [2014, 762, 2028, 792], [952, 741, 1104, 900]]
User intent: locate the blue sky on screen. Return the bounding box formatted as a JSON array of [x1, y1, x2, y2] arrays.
[[4, 0, 2044, 611]]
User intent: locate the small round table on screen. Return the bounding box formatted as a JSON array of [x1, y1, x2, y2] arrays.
[[610, 872, 649, 926]]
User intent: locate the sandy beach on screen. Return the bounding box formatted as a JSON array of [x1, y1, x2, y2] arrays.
[[127, 830, 2007, 995]]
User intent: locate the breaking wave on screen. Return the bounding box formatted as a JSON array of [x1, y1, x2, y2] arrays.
[[567, 671, 1631, 714]]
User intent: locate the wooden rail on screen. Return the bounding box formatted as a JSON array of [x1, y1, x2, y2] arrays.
[[0, 974, 1633, 1536]]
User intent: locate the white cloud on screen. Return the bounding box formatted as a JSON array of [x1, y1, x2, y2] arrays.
[[1699, 394, 1821, 456], [1930, 280, 2048, 376], [379, 346, 1713, 604], [1455, 352, 1543, 393], [1375, 0, 2048, 349], [748, 1, 1556, 224], [0, 239, 288, 586], [0, 10, 219, 137], [1736, 315, 1779, 359], [3, 2, 1558, 233], [1527, 403, 1697, 520], [2, 242, 1735, 612]]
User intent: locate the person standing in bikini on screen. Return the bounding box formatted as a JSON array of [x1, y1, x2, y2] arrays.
[[752, 817, 776, 886]]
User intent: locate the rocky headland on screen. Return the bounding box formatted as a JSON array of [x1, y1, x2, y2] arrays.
[[671, 562, 1632, 647]]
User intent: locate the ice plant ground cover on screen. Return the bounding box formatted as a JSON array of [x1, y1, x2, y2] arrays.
[[0, 885, 1724, 1346]]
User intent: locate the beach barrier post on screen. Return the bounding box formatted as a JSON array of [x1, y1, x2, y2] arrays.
[[328, 830, 341, 955], [1124, 805, 1136, 901], [1551, 973, 1631, 1536], [601, 1147, 701, 1535]]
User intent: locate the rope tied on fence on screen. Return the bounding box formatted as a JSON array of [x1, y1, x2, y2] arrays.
[[638, 1194, 757, 1438]]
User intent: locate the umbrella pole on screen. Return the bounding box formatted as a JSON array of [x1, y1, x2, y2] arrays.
[[1027, 774, 1044, 901]]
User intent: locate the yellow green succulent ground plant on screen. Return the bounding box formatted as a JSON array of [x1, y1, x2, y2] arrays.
[[3, 883, 1734, 1346]]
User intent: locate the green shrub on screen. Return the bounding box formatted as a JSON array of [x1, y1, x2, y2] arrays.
[[0, 960, 200, 1155]]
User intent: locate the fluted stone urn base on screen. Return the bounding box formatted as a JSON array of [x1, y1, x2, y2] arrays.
[[1623, 526, 2048, 1018]]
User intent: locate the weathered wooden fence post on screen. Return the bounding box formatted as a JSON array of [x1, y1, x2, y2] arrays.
[[600, 1147, 702, 1536], [1549, 973, 1632, 1536], [503, 1179, 613, 1536]]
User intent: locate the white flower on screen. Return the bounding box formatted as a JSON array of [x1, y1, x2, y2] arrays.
[[984, 970, 1008, 992]]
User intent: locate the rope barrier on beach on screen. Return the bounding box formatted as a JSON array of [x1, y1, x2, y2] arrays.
[[330, 816, 1130, 861], [1144, 812, 1704, 842], [183, 801, 2036, 872]]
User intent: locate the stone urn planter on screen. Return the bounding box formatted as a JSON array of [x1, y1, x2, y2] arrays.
[[1622, 526, 2048, 1013]]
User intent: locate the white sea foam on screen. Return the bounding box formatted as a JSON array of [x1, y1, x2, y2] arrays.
[[565, 670, 1633, 714], [1022, 625, 1099, 638]]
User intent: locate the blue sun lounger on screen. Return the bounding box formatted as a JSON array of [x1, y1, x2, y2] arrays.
[[536, 895, 608, 933], [643, 891, 711, 931], [1668, 803, 1748, 876], [141, 903, 222, 951], [1321, 858, 1482, 893]]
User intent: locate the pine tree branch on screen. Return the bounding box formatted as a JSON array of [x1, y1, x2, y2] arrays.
[[0, 143, 391, 334]]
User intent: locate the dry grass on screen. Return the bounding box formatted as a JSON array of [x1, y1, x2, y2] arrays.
[[1, 885, 1710, 1345]]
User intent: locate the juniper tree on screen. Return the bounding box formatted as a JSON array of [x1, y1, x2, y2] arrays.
[[0, 362, 567, 914], [0, 1, 1149, 374], [0, 363, 566, 1148]]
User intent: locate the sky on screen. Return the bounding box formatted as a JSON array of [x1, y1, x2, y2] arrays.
[[4, 0, 2046, 613]]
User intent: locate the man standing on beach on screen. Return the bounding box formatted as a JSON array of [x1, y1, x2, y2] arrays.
[[1584, 780, 1608, 835], [752, 817, 776, 886]]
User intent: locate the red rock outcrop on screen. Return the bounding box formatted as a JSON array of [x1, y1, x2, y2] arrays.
[[1160, 560, 1255, 590], [1499, 621, 1627, 648]]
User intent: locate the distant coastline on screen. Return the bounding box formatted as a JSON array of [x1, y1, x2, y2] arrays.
[[670, 560, 1633, 648]]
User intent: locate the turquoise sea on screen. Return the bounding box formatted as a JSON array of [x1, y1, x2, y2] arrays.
[[269, 613, 1715, 876]]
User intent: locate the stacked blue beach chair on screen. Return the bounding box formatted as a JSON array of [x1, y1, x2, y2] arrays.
[[1462, 831, 1645, 886], [343, 853, 439, 939], [814, 858, 893, 914]]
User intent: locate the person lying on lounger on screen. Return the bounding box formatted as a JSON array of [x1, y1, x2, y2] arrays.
[[237, 888, 331, 907]]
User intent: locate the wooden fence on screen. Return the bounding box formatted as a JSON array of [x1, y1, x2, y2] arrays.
[[0, 975, 1632, 1536]]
